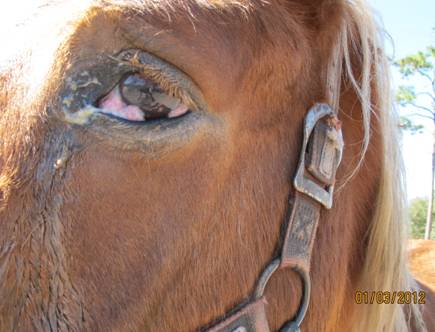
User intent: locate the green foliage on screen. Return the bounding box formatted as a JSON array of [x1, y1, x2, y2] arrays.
[[394, 44, 435, 133], [399, 116, 424, 134], [396, 86, 416, 105], [408, 197, 435, 239], [395, 48, 434, 77]]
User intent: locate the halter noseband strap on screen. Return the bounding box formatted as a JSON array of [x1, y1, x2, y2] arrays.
[[204, 104, 344, 332]]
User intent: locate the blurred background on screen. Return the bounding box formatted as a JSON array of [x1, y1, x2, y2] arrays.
[[369, 0, 435, 240], [0, 0, 434, 239]]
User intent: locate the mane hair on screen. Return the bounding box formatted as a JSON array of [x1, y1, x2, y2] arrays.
[[328, 1, 425, 331]]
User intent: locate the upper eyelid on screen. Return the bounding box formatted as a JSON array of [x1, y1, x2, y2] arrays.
[[108, 50, 203, 111], [111, 61, 193, 110]]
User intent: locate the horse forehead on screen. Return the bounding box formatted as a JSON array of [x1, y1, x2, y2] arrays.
[[71, 0, 289, 44], [99, 0, 253, 14]]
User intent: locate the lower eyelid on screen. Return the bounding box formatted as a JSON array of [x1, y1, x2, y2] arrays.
[[100, 105, 146, 122], [68, 110, 215, 159]]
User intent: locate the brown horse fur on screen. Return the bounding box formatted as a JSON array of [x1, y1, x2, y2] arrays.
[[0, 0, 433, 331]]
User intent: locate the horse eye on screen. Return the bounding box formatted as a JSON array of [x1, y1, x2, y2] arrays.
[[97, 74, 189, 122]]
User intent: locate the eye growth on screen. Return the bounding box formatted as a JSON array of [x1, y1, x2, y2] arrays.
[[61, 49, 202, 126], [97, 73, 189, 122]]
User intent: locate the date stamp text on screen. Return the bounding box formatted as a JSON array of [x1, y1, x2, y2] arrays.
[[355, 291, 426, 304]]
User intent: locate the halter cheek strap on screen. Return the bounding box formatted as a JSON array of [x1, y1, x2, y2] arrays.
[[204, 104, 344, 332]]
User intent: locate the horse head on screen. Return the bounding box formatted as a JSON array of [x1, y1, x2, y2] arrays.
[[0, 1, 432, 331]]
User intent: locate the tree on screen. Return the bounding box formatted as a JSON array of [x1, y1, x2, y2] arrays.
[[395, 46, 435, 240], [408, 197, 435, 239]]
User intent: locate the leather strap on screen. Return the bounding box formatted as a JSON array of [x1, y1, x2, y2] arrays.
[[206, 298, 270, 332], [281, 193, 321, 272], [204, 104, 343, 332], [282, 109, 343, 273]]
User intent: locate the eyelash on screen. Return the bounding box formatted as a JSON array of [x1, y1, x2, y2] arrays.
[[107, 54, 196, 111]]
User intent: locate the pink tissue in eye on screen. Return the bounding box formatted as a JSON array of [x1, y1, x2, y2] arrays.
[[168, 104, 189, 118], [98, 88, 144, 121]]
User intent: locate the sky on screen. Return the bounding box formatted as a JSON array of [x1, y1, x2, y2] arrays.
[[368, 0, 435, 199], [0, 1, 434, 199]]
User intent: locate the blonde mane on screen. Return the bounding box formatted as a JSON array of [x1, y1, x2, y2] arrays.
[[329, 1, 425, 331]]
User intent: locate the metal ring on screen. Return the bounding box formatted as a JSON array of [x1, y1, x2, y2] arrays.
[[280, 266, 311, 331], [253, 258, 280, 299], [253, 259, 311, 331]]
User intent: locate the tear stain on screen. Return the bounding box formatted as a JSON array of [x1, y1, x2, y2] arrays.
[[65, 71, 103, 91], [68, 77, 101, 91], [54, 158, 64, 169], [63, 105, 97, 125]]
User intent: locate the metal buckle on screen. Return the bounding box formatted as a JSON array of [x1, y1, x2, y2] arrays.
[[293, 104, 343, 209]]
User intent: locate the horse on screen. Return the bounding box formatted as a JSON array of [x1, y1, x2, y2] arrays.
[[0, 0, 433, 331]]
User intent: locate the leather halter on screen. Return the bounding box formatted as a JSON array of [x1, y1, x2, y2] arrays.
[[204, 104, 344, 332]]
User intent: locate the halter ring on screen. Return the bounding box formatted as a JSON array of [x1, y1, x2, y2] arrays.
[[253, 258, 311, 332]]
